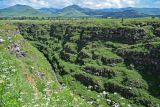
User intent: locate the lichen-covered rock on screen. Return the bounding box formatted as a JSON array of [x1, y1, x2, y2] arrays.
[[105, 82, 159, 107], [104, 82, 137, 98], [117, 46, 160, 73], [80, 27, 146, 44], [8, 43, 27, 58], [122, 77, 148, 90], [84, 66, 119, 78], [74, 74, 101, 92], [101, 57, 124, 65]]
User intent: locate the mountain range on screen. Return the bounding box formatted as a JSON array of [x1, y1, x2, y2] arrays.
[[0, 4, 160, 18]]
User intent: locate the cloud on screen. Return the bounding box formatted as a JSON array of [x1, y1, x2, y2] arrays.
[[5, 0, 50, 8], [0, 0, 158, 9], [76, 0, 138, 8]]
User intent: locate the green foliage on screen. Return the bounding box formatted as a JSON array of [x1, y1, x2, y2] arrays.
[[0, 24, 91, 107], [1, 18, 160, 107]]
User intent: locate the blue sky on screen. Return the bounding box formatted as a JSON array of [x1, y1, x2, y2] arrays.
[[0, 0, 159, 9]]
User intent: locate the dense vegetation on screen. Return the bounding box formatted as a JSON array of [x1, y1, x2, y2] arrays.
[[0, 18, 160, 107], [0, 23, 91, 107], [13, 18, 160, 107]]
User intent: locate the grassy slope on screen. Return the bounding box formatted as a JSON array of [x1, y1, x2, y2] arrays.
[[1, 18, 160, 107], [0, 24, 92, 107], [12, 18, 160, 107]]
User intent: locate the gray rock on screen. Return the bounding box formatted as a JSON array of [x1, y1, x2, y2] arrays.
[[0, 39, 5, 43]]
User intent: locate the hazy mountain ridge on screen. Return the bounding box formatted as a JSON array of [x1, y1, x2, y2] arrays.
[[0, 4, 51, 17], [0, 4, 160, 18]]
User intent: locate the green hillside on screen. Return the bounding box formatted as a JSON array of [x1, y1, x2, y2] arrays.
[[1, 4, 160, 18], [0, 18, 160, 107], [0, 23, 91, 107], [12, 18, 160, 107], [57, 5, 89, 17], [0, 4, 51, 17]]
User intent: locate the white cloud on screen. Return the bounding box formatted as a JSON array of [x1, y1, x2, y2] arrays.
[[79, 0, 138, 8], [0, 0, 139, 9], [8, 0, 50, 8]]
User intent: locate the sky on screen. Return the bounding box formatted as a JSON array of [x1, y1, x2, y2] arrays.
[[0, 0, 159, 9]]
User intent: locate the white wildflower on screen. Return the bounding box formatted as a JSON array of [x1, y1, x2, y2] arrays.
[[127, 104, 131, 107], [114, 92, 117, 95], [113, 103, 120, 107], [107, 99, 111, 103]]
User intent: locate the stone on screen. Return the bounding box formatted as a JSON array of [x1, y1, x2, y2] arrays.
[[9, 43, 27, 58], [0, 39, 5, 43]]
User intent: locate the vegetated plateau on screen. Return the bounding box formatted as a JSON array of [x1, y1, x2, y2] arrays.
[[0, 18, 160, 107]]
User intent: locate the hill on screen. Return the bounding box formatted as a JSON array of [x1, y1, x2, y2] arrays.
[[102, 10, 148, 18], [0, 4, 51, 17], [99, 7, 160, 15], [0, 4, 160, 18], [57, 5, 89, 17]]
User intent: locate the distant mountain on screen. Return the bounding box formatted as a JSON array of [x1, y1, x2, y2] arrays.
[[0, 4, 51, 17], [99, 7, 160, 16], [102, 10, 148, 18], [0, 4, 160, 18], [38, 8, 60, 15], [57, 5, 89, 17], [98, 7, 131, 12], [133, 8, 160, 15]]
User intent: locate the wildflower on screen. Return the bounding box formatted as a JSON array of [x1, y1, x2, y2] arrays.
[[97, 95, 100, 98], [0, 39, 5, 43], [106, 99, 111, 103], [11, 69, 16, 72], [127, 104, 131, 107], [114, 92, 117, 95], [113, 103, 120, 107], [88, 85, 92, 89], [120, 97, 124, 100], [89, 101, 94, 104], [102, 91, 108, 95], [31, 66, 34, 70]]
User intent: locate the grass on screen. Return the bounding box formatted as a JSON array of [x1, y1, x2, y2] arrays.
[[0, 17, 159, 28], [1, 18, 160, 107], [0, 23, 92, 107]]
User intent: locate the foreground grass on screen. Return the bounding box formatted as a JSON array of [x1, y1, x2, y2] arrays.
[[0, 24, 92, 107]]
